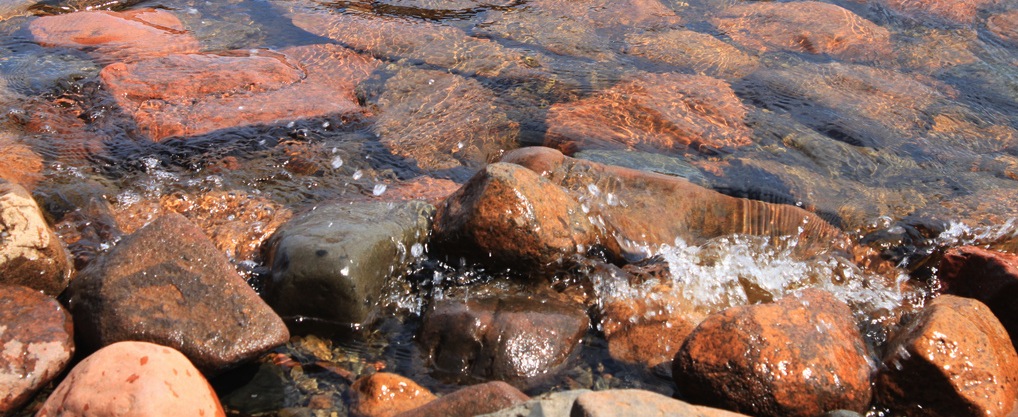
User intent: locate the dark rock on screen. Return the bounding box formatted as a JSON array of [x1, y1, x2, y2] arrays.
[[622, 29, 759, 79], [36, 341, 225, 417], [419, 294, 589, 387], [938, 246, 1018, 345], [674, 289, 873, 417], [394, 381, 529, 417], [351, 373, 436, 417], [0, 285, 74, 415], [874, 295, 1018, 417], [0, 181, 73, 296], [571, 389, 750, 417], [265, 200, 434, 324], [29, 9, 201, 64], [66, 212, 289, 374]]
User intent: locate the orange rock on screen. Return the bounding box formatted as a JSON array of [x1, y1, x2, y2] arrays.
[[29, 9, 201, 64], [544, 72, 752, 155], [0, 133, 42, 190], [394, 381, 528, 417], [875, 295, 1018, 417], [938, 246, 1018, 346], [350, 373, 436, 417], [879, 0, 998, 25], [528, 0, 680, 28], [623, 29, 759, 79], [989, 10, 1018, 45], [712, 1, 891, 61]]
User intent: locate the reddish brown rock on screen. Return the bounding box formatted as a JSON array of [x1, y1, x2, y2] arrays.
[[0, 285, 74, 415], [545, 72, 752, 155], [623, 29, 759, 79], [571, 389, 750, 417], [673, 289, 873, 417], [367, 177, 460, 206], [528, 0, 680, 28], [419, 294, 589, 387], [36, 341, 226, 417], [394, 381, 529, 417], [879, 0, 998, 25], [0, 133, 43, 191], [875, 295, 1018, 417], [100, 44, 379, 140], [29, 9, 201, 64], [938, 246, 1018, 345], [0, 181, 73, 296], [351, 373, 437, 417], [989, 10, 1018, 45], [66, 212, 289, 374], [712, 1, 891, 61]]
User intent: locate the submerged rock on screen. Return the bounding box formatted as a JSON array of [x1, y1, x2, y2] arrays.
[[0, 133, 43, 191], [350, 373, 437, 417], [938, 246, 1018, 345], [394, 381, 529, 417], [0, 285, 74, 415], [876, 0, 998, 25], [673, 289, 873, 417], [0, 181, 72, 296], [36, 341, 225, 417], [265, 200, 434, 324], [988, 10, 1018, 45], [571, 389, 749, 417], [29, 9, 201, 64], [622, 29, 759, 79], [66, 213, 289, 374], [874, 295, 1018, 417]]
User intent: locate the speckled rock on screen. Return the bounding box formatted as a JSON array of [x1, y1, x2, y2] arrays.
[[0, 285, 74, 415], [0, 181, 72, 296], [36, 341, 225, 417], [66, 212, 289, 374], [673, 289, 873, 417], [938, 246, 1018, 345], [29, 9, 201, 64], [351, 373, 437, 417], [394, 381, 529, 417], [874, 295, 1018, 417], [571, 389, 750, 417]]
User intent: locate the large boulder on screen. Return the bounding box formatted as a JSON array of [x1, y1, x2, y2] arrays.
[[673, 289, 873, 417], [938, 246, 1018, 345], [29, 9, 201, 64], [874, 295, 1018, 417], [66, 213, 289, 374], [0, 285, 74, 415], [0, 181, 72, 296], [36, 341, 225, 417], [265, 200, 434, 324]]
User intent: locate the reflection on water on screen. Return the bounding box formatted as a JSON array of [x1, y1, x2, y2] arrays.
[[2, 0, 1018, 412]]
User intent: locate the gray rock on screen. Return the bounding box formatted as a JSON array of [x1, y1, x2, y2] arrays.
[[477, 389, 589, 417], [571, 389, 749, 417], [0, 181, 73, 296], [265, 200, 434, 324]]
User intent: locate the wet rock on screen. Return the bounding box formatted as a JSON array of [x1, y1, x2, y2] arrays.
[[711, 1, 891, 62], [938, 246, 1018, 344], [874, 295, 1018, 417], [0, 181, 72, 296], [373, 69, 519, 171], [432, 162, 610, 270], [419, 294, 589, 387], [571, 389, 750, 417], [895, 27, 980, 72], [36, 341, 225, 417], [526, 0, 680, 29], [0, 285, 74, 415], [599, 280, 706, 368], [545, 72, 751, 155], [673, 289, 873, 417], [0, 133, 43, 191], [989, 10, 1018, 45], [394, 381, 529, 417], [66, 212, 289, 374], [100, 44, 380, 140], [351, 373, 437, 417], [265, 200, 434, 324], [29, 9, 201, 64], [622, 29, 759, 79], [475, 8, 613, 61], [0, 0, 36, 20], [878, 0, 998, 25], [574, 149, 707, 185], [476, 389, 589, 417], [366, 177, 461, 206]]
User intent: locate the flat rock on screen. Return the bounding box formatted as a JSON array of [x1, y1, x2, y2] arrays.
[[351, 373, 437, 417], [938, 246, 1018, 345], [875, 295, 1018, 417], [394, 381, 529, 417], [66, 212, 289, 374], [265, 200, 434, 324], [29, 9, 201, 64], [545, 72, 751, 155], [0, 181, 72, 296], [712, 1, 891, 62], [989, 10, 1018, 45], [674, 289, 873, 417], [419, 294, 589, 387], [571, 389, 750, 417], [878, 0, 998, 25], [36, 341, 225, 417], [622, 29, 759, 79], [0, 285, 74, 415]]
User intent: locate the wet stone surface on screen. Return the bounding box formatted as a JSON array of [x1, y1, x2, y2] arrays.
[[0, 181, 72, 296]]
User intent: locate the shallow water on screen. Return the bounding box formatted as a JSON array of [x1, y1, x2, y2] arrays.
[[3, 0, 1018, 414]]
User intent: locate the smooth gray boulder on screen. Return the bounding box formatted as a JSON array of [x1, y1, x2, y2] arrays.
[[265, 200, 434, 324]]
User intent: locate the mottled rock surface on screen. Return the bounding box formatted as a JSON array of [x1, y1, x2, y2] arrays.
[[394, 381, 529, 417], [875, 295, 1018, 417], [572, 389, 750, 417], [674, 289, 873, 417], [623, 30, 759, 79], [265, 200, 434, 324], [938, 246, 1018, 345], [878, 0, 998, 25], [351, 373, 437, 417], [29, 9, 201, 64], [67, 213, 289, 374], [0, 133, 43, 191], [0, 181, 72, 296], [0, 285, 74, 415], [989, 10, 1018, 45], [36, 341, 225, 417]]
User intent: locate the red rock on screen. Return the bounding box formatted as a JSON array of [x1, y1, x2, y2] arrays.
[[36, 341, 225, 417], [712, 1, 891, 61], [29, 9, 201, 64], [623, 30, 759, 79], [989, 10, 1018, 45], [572, 389, 750, 417], [544, 72, 752, 155], [0, 133, 43, 191], [100, 44, 379, 140], [394, 381, 528, 417], [351, 373, 437, 417], [879, 0, 998, 25], [674, 289, 873, 417], [875, 295, 1018, 417], [938, 246, 1018, 344], [0, 181, 73, 296], [0, 285, 74, 415]]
